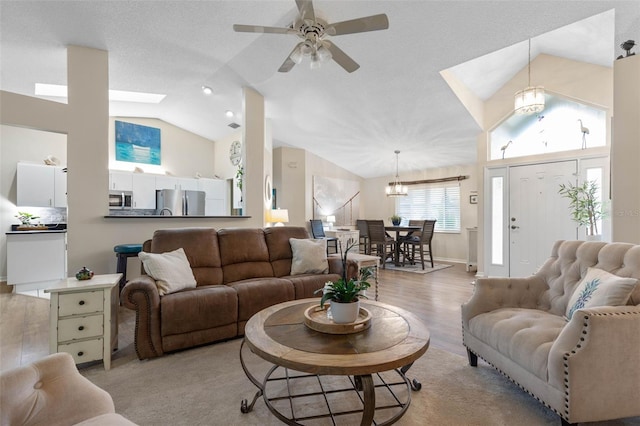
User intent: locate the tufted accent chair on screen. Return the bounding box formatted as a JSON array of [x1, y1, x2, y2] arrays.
[[0, 352, 136, 425], [462, 240, 640, 425]]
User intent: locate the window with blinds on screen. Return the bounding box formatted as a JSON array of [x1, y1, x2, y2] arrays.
[[396, 184, 461, 232]]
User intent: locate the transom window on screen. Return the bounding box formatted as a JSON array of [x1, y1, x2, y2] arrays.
[[490, 94, 606, 160], [395, 184, 461, 233]]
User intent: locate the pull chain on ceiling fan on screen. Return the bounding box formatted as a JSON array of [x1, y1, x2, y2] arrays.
[[233, 0, 389, 73]]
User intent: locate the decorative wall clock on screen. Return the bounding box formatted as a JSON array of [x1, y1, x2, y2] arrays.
[[229, 140, 242, 166]]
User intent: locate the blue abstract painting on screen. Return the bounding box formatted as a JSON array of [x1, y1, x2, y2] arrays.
[[115, 120, 161, 165]]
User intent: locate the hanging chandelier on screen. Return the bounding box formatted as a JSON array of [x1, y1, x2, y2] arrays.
[[514, 38, 545, 115], [386, 150, 408, 197]]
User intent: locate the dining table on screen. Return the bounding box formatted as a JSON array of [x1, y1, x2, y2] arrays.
[[384, 225, 421, 266]]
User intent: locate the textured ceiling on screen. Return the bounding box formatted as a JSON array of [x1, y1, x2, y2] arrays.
[[1, 1, 638, 178]]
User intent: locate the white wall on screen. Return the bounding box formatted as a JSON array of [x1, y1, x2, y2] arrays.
[[108, 117, 217, 178], [611, 55, 640, 243]]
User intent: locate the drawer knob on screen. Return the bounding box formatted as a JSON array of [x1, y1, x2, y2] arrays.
[[79, 300, 85, 305], [78, 325, 85, 331], [77, 351, 84, 357]]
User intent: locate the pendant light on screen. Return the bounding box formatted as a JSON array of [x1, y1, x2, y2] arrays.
[[514, 38, 545, 115], [386, 150, 408, 197]]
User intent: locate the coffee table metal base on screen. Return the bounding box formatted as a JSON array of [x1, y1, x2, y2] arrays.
[[240, 340, 421, 425]]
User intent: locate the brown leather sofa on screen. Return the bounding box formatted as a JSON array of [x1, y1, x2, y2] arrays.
[[121, 226, 350, 360]]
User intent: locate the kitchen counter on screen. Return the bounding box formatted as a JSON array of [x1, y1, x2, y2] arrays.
[[104, 215, 251, 219], [6, 229, 67, 234]]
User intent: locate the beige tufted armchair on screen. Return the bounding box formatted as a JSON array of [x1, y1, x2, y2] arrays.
[[462, 240, 640, 425], [1, 352, 136, 426]]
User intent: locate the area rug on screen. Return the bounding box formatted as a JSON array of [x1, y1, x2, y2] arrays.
[[383, 262, 452, 274], [80, 338, 637, 425]]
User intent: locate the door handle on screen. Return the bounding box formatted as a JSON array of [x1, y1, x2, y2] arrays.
[[511, 225, 519, 229]]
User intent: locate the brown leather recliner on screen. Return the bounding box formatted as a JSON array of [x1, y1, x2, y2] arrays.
[[122, 226, 351, 359]]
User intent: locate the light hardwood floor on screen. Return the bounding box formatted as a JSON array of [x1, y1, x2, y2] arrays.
[[0, 262, 476, 372]]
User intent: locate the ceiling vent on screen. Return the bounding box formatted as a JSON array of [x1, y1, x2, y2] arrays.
[[228, 122, 241, 129]]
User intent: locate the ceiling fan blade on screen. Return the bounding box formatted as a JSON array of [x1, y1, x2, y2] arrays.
[[233, 24, 295, 35], [278, 43, 303, 72], [278, 57, 297, 73], [295, 0, 315, 22], [325, 41, 360, 73], [326, 14, 389, 36]]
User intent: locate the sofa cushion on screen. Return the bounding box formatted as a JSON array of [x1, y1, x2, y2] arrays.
[[286, 273, 342, 299], [228, 278, 295, 322], [149, 228, 223, 286], [565, 267, 638, 319], [139, 248, 197, 296], [218, 228, 274, 283], [265, 226, 311, 277], [160, 285, 238, 336], [289, 238, 329, 275], [468, 308, 567, 381]]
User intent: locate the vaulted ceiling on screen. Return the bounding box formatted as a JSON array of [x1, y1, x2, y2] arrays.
[[1, 1, 638, 178]]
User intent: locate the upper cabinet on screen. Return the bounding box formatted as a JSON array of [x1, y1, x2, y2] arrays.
[[109, 171, 133, 191], [17, 162, 67, 208], [131, 174, 156, 209]]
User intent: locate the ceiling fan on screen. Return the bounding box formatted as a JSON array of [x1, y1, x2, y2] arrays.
[[233, 0, 389, 73]]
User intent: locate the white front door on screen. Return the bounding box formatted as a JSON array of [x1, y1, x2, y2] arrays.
[[509, 161, 577, 277]]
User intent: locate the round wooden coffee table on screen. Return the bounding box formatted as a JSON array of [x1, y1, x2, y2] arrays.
[[240, 298, 430, 425]]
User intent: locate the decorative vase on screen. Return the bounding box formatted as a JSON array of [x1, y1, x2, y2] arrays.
[[330, 300, 360, 324], [586, 234, 602, 242], [76, 266, 94, 280], [392, 218, 401, 226]]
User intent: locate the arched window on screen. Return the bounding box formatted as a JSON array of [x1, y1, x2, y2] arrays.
[[490, 94, 606, 160]]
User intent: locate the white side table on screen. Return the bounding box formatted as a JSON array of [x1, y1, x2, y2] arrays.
[[325, 230, 360, 252], [329, 252, 380, 301], [45, 274, 121, 370]]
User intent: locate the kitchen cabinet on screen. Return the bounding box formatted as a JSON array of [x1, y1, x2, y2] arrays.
[[7, 231, 67, 297], [156, 176, 198, 191], [45, 274, 120, 370], [109, 171, 133, 191], [198, 178, 228, 215], [17, 162, 67, 208], [131, 174, 156, 209]]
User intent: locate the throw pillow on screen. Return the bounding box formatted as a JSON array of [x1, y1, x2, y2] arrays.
[[289, 238, 329, 275], [138, 247, 197, 296], [565, 267, 638, 319]]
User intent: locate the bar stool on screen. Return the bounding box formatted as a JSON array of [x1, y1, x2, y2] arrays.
[[113, 244, 143, 291]]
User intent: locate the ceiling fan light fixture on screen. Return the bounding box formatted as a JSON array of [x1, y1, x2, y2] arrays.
[[316, 44, 332, 62], [290, 44, 304, 64], [514, 38, 545, 115], [309, 52, 322, 69]]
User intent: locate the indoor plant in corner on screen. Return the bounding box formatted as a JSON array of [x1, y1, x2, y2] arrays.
[[558, 180, 605, 240], [315, 242, 373, 324]]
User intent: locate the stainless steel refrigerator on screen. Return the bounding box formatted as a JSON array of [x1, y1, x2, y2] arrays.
[[155, 189, 205, 216]]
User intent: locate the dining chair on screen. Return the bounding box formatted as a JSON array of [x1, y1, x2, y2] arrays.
[[356, 219, 370, 254], [365, 220, 395, 268], [309, 219, 338, 255], [402, 219, 436, 269]]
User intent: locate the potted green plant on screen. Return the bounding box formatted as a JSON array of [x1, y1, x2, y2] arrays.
[[315, 241, 372, 323], [390, 214, 402, 226], [558, 180, 605, 239], [15, 212, 40, 226]]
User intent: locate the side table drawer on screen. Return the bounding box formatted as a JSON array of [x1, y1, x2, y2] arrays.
[[58, 338, 103, 365], [59, 290, 103, 316], [58, 315, 104, 342]]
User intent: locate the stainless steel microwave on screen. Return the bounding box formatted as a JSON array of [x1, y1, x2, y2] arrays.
[[109, 191, 133, 209]]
